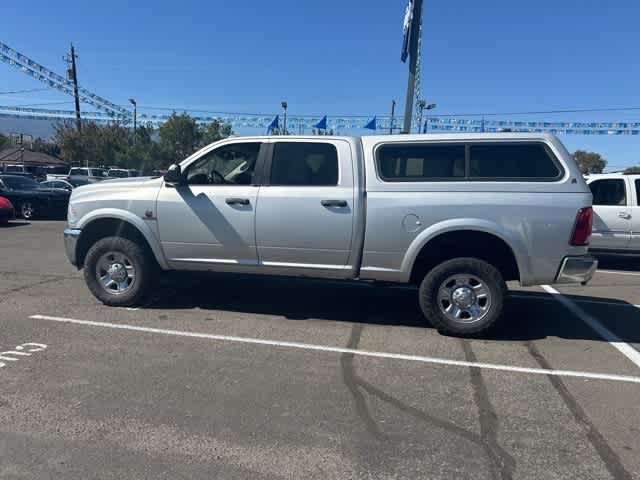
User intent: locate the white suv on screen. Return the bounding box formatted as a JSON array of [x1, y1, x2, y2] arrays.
[[585, 173, 640, 254]]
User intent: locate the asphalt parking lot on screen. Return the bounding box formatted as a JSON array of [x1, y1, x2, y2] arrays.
[[1, 221, 639, 479]]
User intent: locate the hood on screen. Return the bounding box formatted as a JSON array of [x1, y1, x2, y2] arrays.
[[72, 176, 163, 196]]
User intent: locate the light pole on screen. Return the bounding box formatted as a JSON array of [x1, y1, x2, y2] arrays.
[[417, 101, 436, 133], [389, 100, 396, 135], [129, 98, 137, 146], [281, 101, 288, 135]]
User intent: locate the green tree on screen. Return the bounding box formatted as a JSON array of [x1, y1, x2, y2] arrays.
[[199, 119, 233, 147], [158, 112, 201, 163], [31, 137, 61, 158], [0, 133, 9, 150], [624, 166, 640, 174], [573, 150, 607, 174]]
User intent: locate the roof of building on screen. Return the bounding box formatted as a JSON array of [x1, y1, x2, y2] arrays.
[[0, 148, 68, 166]]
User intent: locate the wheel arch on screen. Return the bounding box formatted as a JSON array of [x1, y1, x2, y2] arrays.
[[75, 210, 168, 270], [402, 219, 530, 285]]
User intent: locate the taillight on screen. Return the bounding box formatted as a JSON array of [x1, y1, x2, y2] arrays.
[[570, 207, 593, 246], [0, 197, 13, 210]]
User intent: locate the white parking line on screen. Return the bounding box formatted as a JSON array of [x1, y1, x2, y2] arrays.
[[597, 269, 640, 277], [29, 314, 640, 385], [542, 286, 640, 369]]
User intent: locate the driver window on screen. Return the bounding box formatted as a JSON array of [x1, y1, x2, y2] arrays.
[[186, 142, 262, 186]]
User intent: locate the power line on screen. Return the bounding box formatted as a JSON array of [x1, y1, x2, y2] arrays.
[[5, 101, 74, 107], [0, 88, 51, 95], [125, 104, 640, 119]]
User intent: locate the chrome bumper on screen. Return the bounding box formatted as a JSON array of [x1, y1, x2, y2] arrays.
[[64, 228, 82, 266], [555, 256, 598, 285]]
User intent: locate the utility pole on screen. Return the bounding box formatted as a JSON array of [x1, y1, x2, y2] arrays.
[[281, 101, 288, 135], [389, 100, 396, 135], [129, 98, 137, 146], [65, 44, 82, 132], [402, 0, 423, 134]]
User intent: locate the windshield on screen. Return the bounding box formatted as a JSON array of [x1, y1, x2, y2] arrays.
[[2, 176, 41, 189], [47, 166, 69, 174], [108, 169, 129, 178]]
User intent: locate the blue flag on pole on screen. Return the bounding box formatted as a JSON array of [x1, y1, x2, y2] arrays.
[[364, 116, 377, 130], [267, 115, 279, 133], [401, 0, 414, 63], [314, 115, 327, 130]]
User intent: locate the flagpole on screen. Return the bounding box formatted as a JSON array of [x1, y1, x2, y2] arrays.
[[402, 0, 423, 134]]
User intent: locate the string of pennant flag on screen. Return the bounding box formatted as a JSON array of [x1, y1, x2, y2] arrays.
[[0, 104, 639, 135]]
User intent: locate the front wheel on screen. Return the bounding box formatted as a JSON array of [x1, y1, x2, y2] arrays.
[[83, 236, 157, 307], [419, 258, 506, 336]]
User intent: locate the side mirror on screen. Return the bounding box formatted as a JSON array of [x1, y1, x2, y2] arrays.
[[164, 164, 182, 184]]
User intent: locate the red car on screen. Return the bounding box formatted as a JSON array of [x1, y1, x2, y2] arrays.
[[0, 196, 15, 223]]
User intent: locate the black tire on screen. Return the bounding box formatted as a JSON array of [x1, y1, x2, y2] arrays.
[[20, 202, 36, 220], [418, 257, 506, 336], [83, 236, 157, 307]]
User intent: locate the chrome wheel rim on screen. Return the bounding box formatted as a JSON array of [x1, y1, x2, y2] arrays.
[[21, 202, 34, 219], [437, 274, 491, 324], [95, 251, 136, 295]]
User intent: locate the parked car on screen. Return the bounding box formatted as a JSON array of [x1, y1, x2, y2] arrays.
[[0, 174, 70, 220], [1, 164, 46, 182], [584, 173, 639, 254], [63, 133, 596, 335], [45, 165, 71, 181], [107, 168, 129, 178], [0, 196, 15, 224], [40, 179, 74, 192], [68, 167, 108, 184], [107, 168, 140, 178]]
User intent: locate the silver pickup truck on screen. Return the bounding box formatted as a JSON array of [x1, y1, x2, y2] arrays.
[[64, 133, 596, 335]]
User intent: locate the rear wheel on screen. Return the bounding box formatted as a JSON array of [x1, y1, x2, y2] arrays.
[[83, 236, 157, 307], [419, 257, 506, 336], [20, 202, 35, 219]]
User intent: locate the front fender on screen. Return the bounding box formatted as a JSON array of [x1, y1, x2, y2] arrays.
[[76, 208, 169, 270], [400, 218, 532, 284]]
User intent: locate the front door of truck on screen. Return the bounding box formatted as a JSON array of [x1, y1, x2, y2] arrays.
[[255, 139, 355, 275], [156, 141, 265, 268]]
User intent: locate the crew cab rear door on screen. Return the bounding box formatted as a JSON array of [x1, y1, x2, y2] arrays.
[[255, 139, 356, 276], [588, 177, 632, 251], [630, 177, 640, 251]]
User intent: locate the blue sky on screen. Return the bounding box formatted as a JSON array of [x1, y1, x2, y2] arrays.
[[1, 0, 639, 169]]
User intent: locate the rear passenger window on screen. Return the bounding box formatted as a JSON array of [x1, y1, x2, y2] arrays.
[[469, 143, 561, 180], [270, 142, 338, 186], [590, 179, 627, 206], [377, 144, 465, 181], [636, 180, 640, 205]]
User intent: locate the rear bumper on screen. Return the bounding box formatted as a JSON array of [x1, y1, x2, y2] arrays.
[[64, 228, 82, 266], [555, 255, 598, 285]]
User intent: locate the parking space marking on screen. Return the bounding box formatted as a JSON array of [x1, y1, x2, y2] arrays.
[[29, 314, 640, 384], [0, 343, 47, 368], [542, 286, 640, 369]]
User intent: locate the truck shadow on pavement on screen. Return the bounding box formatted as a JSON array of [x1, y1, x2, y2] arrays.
[[0, 221, 30, 228], [144, 272, 640, 344], [592, 255, 640, 272]]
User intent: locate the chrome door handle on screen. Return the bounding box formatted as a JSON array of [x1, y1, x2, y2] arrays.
[[618, 212, 631, 219], [321, 199, 347, 207], [225, 197, 250, 205]]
